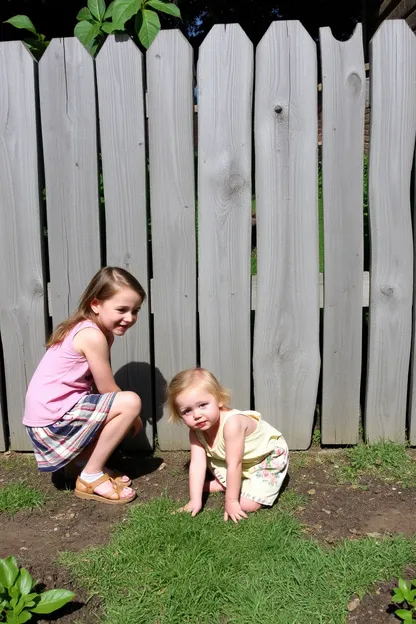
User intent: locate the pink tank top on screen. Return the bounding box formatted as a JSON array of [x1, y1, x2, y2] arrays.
[[23, 321, 101, 427]]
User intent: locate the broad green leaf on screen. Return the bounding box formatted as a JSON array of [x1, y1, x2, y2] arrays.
[[5, 612, 19, 624], [89, 41, 100, 56], [112, 0, 140, 28], [101, 22, 123, 33], [30, 589, 75, 615], [0, 557, 19, 590], [16, 570, 32, 596], [136, 9, 160, 48], [395, 609, 413, 621], [13, 596, 26, 616], [3, 15, 37, 35], [77, 7, 94, 21], [392, 589, 405, 603], [104, 1, 116, 19], [74, 20, 101, 47], [88, 0, 107, 21], [399, 579, 413, 602], [23, 593, 38, 602], [399, 579, 412, 593], [146, 1, 181, 18], [16, 612, 32, 624]]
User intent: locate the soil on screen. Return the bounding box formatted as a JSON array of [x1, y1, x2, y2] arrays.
[[1, 447, 415, 623]]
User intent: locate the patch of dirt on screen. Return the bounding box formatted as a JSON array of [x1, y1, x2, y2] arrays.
[[291, 451, 416, 542], [0, 448, 415, 623], [347, 566, 416, 623]]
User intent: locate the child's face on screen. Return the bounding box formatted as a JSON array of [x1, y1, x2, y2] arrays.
[[175, 385, 221, 432], [91, 287, 143, 337]]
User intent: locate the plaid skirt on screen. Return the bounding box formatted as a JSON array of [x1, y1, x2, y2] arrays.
[[25, 393, 117, 473]]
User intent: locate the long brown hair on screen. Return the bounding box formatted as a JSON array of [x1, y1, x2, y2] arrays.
[[167, 368, 232, 423], [47, 267, 146, 348]]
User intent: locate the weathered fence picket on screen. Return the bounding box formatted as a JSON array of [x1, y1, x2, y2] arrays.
[[197, 24, 253, 409], [147, 30, 196, 450], [365, 20, 416, 443], [0, 21, 415, 452], [96, 35, 153, 449], [0, 41, 47, 450], [253, 21, 320, 449], [320, 25, 365, 445], [39, 38, 101, 328]]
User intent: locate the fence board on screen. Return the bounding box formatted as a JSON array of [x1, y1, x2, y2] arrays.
[[197, 24, 253, 408], [0, 42, 47, 450], [39, 38, 101, 327], [320, 25, 365, 444], [0, 351, 5, 449], [147, 31, 196, 450], [409, 144, 416, 445], [95, 36, 153, 449], [365, 20, 416, 442], [253, 21, 320, 449]]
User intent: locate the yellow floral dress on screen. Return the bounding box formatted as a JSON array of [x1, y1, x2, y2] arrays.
[[195, 409, 289, 506]]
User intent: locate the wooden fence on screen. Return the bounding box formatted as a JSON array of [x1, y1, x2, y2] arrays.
[[0, 19, 415, 452]]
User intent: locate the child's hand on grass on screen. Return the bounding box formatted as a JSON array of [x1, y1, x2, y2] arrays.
[[224, 499, 248, 523], [177, 500, 202, 517]]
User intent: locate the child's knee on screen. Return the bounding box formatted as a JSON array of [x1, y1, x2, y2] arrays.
[[118, 391, 142, 416], [240, 498, 262, 513]]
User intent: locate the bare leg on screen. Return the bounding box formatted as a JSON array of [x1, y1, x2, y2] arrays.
[[71, 439, 130, 483], [82, 392, 142, 499], [240, 497, 262, 513], [203, 479, 226, 493]]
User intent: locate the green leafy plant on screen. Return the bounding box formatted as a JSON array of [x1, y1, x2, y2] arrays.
[[391, 578, 416, 621], [0, 556, 75, 624], [75, 0, 181, 53], [2, 16, 49, 58]]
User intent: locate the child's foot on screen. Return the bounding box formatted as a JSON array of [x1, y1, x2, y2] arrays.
[[75, 474, 136, 504], [94, 478, 134, 500], [65, 461, 131, 486], [203, 479, 226, 493], [104, 468, 132, 486]]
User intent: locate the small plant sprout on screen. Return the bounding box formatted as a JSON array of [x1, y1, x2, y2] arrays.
[[0, 555, 75, 623], [75, 0, 181, 53], [2, 16, 48, 58], [391, 578, 416, 621]]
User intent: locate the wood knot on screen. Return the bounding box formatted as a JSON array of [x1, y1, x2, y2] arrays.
[[380, 285, 395, 298], [274, 105, 283, 114], [346, 72, 362, 95]]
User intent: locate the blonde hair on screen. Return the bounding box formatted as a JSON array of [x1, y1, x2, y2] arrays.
[[167, 368, 232, 423], [47, 267, 146, 348]]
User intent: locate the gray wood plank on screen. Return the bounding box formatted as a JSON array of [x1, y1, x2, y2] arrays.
[[0, 351, 5, 450], [0, 41, 47, 450], [320, 25, 365, 444], [147, 30, 196, 450], [251, 272, 370, 310], [409, 131, 416, 445], [96, 35, 153, 450], [39, 38, 101, 327], [365, 20, 416, 442], [253, 21, 320, 450], [197, 24, 253, 409]]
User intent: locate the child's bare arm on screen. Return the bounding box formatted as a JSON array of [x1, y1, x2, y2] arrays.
[[223, 415, 248, 523], [178, 430, 207, 517], [74, 328, 121, 393]]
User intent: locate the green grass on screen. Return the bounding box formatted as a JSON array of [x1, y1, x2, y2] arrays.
[[334, 442, 416, 488], [0, 482, 44, 515], [61, 497, 415, 624]]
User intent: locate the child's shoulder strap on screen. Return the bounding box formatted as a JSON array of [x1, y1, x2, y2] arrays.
[[222, 409, 262, 424], [70, 320, 100, 339]]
